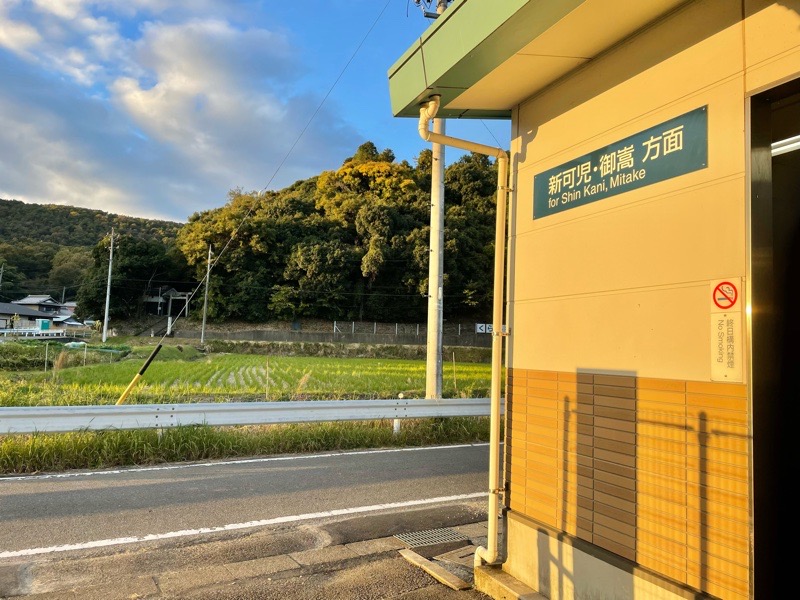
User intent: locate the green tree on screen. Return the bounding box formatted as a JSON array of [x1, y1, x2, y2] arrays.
[[76, 234, 190, 320], [48, 247, 93, 299]]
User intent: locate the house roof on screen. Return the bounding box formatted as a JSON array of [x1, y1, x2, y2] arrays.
[[0, 302, 52, 318], [12, 295, 63, 307], [388, 0, 687, 119]]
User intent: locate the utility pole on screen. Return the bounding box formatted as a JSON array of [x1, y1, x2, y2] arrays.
[[102, 229, 114, 343], [425, 0, 449, 400], [201, 244, 212, 344], [0, 263, 4, 292]]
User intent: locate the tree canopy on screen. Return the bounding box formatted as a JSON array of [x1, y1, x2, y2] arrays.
[[3, 140, 503, 324]]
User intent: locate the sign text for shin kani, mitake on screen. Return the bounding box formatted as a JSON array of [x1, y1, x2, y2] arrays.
[[533, 106, 708, 219]]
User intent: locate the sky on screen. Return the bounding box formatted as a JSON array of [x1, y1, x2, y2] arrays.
[[0, 0, 510, 223]]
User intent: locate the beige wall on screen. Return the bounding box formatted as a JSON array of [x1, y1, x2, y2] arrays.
[[502, 1, 800, 599], [509, 0, 750, 381]]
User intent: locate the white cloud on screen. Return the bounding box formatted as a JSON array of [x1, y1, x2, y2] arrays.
[[0, 3, 368, 221], [31, 0, 85, 20], [0, 15, 41, 53]]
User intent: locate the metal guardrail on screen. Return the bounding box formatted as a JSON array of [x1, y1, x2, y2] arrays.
[[0, 397, 499, 434], [0, 328, 91, 339]]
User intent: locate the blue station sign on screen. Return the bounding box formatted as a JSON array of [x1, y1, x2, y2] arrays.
[[533, 106, 708, 219]]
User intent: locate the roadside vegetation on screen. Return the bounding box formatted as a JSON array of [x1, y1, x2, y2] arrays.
[[0, 339, 495, 474]]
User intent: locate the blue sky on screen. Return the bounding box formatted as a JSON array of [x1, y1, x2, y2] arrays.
[[0, 1, 510, 223]]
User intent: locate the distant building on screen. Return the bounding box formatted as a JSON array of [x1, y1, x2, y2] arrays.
[[0, 302, 52, 329], [12, 295, 63, 314]]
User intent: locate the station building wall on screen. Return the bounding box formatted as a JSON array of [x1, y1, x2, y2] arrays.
[[501, 1, 798, 598]]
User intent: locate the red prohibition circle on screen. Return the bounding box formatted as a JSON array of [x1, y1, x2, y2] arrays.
[[713, 281, 738, 310]]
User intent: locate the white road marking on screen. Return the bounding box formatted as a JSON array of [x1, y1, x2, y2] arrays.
[[0, 492, 487, 558], [0, 443, 488, 482]]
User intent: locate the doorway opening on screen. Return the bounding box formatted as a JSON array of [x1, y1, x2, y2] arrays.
[[749, 76, 799, 599]]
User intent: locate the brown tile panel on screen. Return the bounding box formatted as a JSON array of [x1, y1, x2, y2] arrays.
[[593, 500, 637, 527], [594, 490, 637, 514], [594, 512, 637, 538], [592, 427, 636, 444], [505, 369, 751, 599], [594, 404, 636, 421], [593, 447, 636, 468], [592, 458, 636, 480], [593, 530, 636, 562], [595, 480, 636, 503], [594, 384, 637, 399], [595, 468, 636, 491], [593, 415, 636, 431], [594, 374, 636, 388], [594, 437, 636, 456]]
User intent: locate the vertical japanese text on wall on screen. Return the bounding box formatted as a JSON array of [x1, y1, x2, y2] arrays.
[[533, 106, 708, 218]]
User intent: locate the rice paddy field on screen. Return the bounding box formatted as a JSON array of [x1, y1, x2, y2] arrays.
[[0, 340, 496, 474]]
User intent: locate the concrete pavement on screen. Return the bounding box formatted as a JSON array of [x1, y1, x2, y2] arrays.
[[1, 501, 497, 599]]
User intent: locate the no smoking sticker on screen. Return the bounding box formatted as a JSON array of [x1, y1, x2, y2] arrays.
[[713, 281, 738, 310], [709, 278, 742, 382]]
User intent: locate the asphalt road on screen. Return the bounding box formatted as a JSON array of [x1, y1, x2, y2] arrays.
[[0, 443, 490, 558]]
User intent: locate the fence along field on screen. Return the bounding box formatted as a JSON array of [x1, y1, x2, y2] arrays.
[[0, 341, 494, 473]]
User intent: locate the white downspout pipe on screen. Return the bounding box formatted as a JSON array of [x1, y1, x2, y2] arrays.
[[419, 95, 509, 567]]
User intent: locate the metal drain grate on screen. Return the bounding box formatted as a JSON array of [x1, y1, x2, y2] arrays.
[[394, 528, 469, 548]]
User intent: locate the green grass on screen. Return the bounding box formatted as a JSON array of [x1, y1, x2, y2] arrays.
[[0, 341, 497, 474], [0, 418, 491, 475]]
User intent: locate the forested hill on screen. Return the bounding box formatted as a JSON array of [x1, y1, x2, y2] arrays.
[[0, 198, 181, 246], [1, 141, 501, 323]]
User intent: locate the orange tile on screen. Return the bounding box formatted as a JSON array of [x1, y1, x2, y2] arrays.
[[637, 377, 686, 393], [686, 380, 747, 397], [686, 392, 747, 412], [636, 387, 687, 405]]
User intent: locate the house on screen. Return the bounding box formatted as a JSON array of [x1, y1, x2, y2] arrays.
[[11, 295, 64, 315], [388, 2, 797, 599], [0, 302, 53, 329]]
